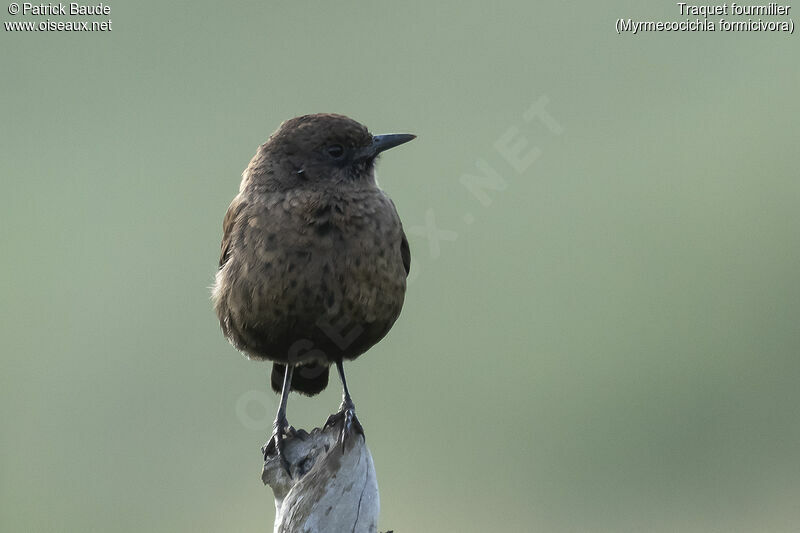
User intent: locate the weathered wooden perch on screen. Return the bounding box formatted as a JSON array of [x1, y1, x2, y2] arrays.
[[262, 418, 380, 533]]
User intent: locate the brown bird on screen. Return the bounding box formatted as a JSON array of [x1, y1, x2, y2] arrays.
[[212, 114, 413, 468]]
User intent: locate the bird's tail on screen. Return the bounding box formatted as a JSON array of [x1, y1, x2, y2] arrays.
[[271, 363, 329, 396]]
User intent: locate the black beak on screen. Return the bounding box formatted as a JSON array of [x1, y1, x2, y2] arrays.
[[364, 133, 416, 158]]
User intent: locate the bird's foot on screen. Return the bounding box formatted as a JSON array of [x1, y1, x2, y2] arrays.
[[324, 399, 364, 449], [262, 419, 295, 474]]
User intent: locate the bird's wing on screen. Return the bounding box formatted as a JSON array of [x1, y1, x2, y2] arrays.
[[400, 229, 411, 277], [219, 195, 244, 269]]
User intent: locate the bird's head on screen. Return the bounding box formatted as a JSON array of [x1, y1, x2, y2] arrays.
[[245, 114, 415, 190]]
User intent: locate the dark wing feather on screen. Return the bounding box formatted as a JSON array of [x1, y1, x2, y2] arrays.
[[219, 196, 244, 269], [400, 230, 411, 276]]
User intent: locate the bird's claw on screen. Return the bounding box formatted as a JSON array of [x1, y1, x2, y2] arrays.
[[262, 422, 295, 474], [324, 401, 363, 449]]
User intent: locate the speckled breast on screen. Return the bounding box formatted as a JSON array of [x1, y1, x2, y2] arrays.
[[216, 188, 407, 365]]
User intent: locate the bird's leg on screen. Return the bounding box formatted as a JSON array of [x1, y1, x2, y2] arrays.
[[324, 360, 364, 445], [262, 365, 293, 473]]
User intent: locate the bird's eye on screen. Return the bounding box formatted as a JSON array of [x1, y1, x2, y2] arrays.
[[326, 144, 345, 159]]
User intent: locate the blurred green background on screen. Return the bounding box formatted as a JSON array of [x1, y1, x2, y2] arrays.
[[2, 1, 799, 531]]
